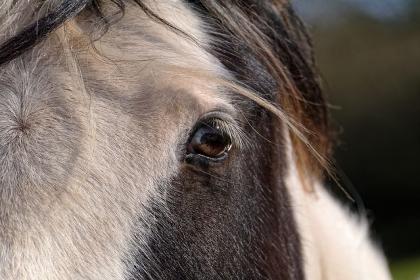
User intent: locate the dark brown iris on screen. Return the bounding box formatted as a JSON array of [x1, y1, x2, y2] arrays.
[[187, 124, 231, 159]]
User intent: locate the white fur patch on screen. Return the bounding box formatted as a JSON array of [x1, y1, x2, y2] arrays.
[[284, 133, 392, 280]]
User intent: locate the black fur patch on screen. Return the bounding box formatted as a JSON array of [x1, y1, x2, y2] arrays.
[[131, 1, 304, 279], [132, 110, 302, 280]]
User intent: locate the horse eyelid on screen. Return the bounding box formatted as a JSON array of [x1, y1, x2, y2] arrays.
[[194, 111, 247, 151]]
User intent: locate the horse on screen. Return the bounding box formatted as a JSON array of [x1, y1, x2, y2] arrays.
[[0, 1, 392, 279]]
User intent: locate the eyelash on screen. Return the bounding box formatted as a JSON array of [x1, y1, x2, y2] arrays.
[[185, 115, 233, 166]]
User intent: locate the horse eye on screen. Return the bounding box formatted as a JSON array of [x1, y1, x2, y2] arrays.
[[187, 123, 232, 160]]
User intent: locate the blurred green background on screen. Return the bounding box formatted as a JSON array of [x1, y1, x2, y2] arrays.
[[294, 1, 420, 279]]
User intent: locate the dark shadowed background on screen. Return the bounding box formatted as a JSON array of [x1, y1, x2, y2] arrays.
[[293, 1, 420, 279]]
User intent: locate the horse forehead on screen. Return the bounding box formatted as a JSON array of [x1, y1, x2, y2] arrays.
[[82, 1, 217, 72], [0, 0, 229, 141], [0, 1, 226, 195], [0, 3, 231, 203], [0, 1, 228, 166], [71, 1, 229, 117], [0, 0, 226, 102]]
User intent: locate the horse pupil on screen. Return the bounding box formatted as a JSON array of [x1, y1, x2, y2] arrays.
[[200, 132, 224, 153], [190, 125, 230, 158]]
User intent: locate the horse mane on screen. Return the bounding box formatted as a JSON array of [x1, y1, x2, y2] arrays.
[[0, 0, 332, 187]]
